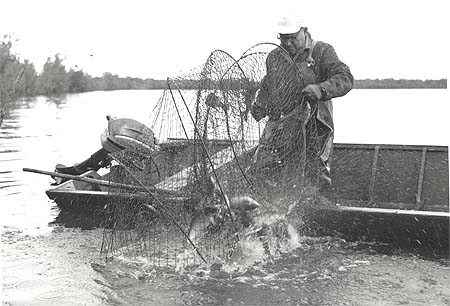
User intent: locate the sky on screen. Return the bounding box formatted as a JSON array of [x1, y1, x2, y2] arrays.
[[0, 0, 448, 80]]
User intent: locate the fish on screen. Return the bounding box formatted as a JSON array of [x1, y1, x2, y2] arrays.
[[142, 203, 157, 214], [205, 93, 229, 112], [241, 85, 259, 121], [187, 192, 299, 256], [205, 175, 221, 197], [188, 196, 261, 242], [188, 205, 221, 243], [228, 196, 261, 229], [229, 196, 260, 211], [189, 174, 263, 242]]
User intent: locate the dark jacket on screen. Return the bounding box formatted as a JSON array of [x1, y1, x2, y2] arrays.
[[250, 41, 354, 181], [251, 41, 354, 131], [310, 41, 354, 101]]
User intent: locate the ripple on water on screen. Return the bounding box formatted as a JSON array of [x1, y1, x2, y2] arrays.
[[35, 288, 66, 301], [2, 255, 29, 269], [2, 276, 21, 290], [14, 278, 46, 291]]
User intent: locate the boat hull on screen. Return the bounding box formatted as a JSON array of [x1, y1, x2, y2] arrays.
[[309, 205, 449, 251], [46, 143, 449, 250], [46, 189, 145, 212]]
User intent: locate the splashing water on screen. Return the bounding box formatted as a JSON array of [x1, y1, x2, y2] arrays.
[[100, 43, 328, 268], [171, 207, 305, 277]]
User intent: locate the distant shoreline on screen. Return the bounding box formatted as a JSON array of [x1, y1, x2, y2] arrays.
[[108, 78, 447, 90], [127, 78, 448, 90], [353, 78, 446, 89]]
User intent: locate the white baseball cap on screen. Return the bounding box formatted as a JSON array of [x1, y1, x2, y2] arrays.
[[276, 16, 306, 34]]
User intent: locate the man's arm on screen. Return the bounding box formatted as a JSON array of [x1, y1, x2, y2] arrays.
[[316, 43, 354, 100]]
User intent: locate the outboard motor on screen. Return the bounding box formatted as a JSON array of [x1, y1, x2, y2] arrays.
[[100, 115, 157, 155], [55, 116, 157, 176]]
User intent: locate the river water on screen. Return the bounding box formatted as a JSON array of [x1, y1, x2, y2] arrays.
[[1, 89, 449, 305]]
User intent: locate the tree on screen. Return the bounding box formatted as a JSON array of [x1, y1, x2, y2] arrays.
[[15, 59, 37, 96], [67, 69, 92, 93], [1, 36, 23, 102], [102, 72, 120, 91], [1, 35, 39, 126], [36, 54, 69, 95]]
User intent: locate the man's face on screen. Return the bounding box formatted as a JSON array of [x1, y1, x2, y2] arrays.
[[278, 28, 307, 56]]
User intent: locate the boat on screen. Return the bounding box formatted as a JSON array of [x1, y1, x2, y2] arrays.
[[310, 143, 449, 251], [25, 43, 450, 254], [37, 139, 449, 250]]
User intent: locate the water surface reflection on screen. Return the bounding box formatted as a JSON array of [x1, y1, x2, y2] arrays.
[[1, 89, 449, 305]]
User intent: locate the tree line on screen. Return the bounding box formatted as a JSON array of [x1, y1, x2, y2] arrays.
[[0, 37, 167, 99], [0, 36, 166, 125], [354, 78, 446, 89], [0, 36, 447, 126]]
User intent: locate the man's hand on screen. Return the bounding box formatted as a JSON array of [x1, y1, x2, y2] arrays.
[[302, 84, 322, 102]]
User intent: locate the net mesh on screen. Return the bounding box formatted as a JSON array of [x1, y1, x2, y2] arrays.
[[100, 43, 323, 267]]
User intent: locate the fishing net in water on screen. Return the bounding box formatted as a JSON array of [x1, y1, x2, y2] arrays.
[[100, 43, 323, 267]]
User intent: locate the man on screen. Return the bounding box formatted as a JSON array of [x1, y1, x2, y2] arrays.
[[250, 16, 354, 202]]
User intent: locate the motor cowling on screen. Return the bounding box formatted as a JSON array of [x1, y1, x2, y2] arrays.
[[55, 116, 157, 177], [101, 116, 158, 155]]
